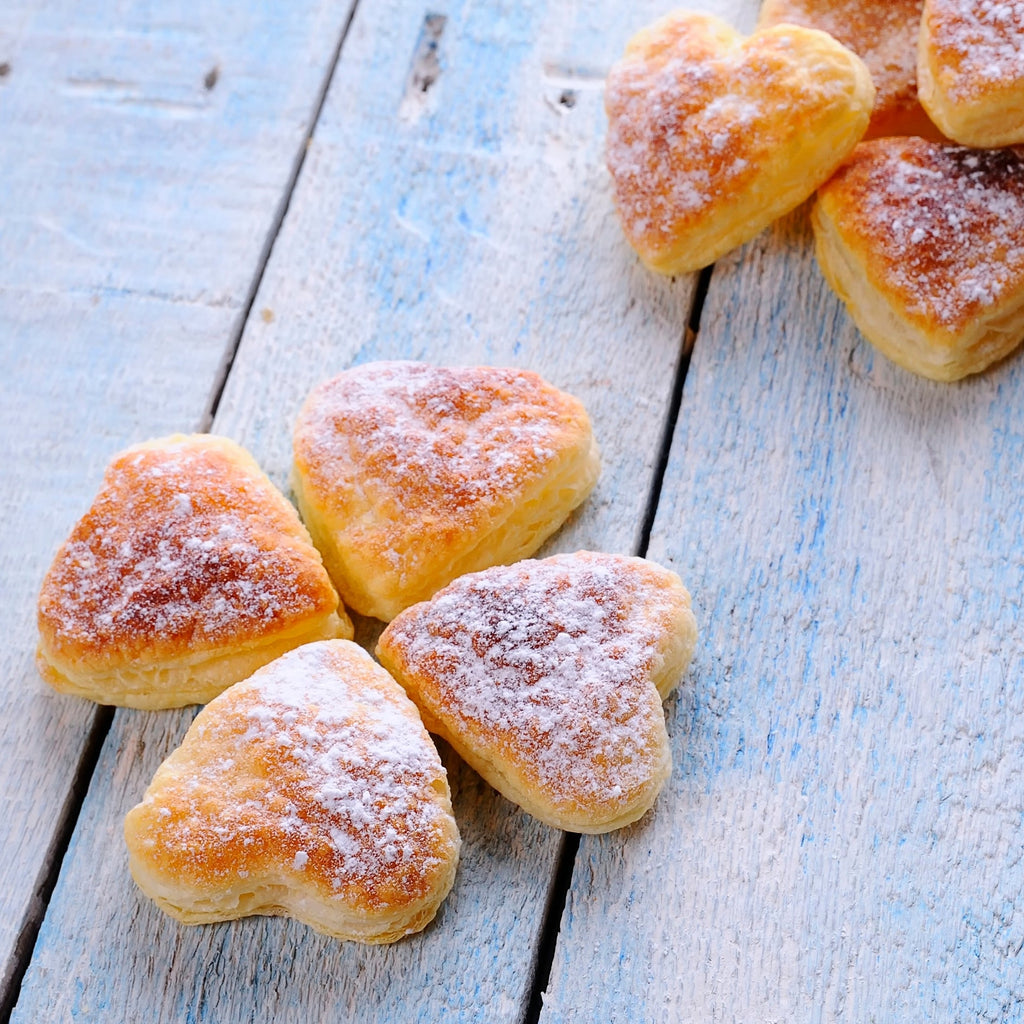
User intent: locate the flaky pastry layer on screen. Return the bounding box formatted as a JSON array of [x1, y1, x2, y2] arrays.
[[605, 12, 875, 275], [292, 362, 601, 622], [918, 0, 1024, 147], [125, 640, 460, 943], [813, 138, 1024, 381], [38, 612, 349, 709], [377, 552, 698, 834], [37, 434, 351, 707]]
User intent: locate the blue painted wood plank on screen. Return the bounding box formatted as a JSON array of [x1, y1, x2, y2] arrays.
[[0, 0, 354, 1004], [542, 207, 1024, 1020]]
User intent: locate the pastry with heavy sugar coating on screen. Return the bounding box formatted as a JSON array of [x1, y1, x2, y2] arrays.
[[37, 434, 352, 708], [377, 552, 698, 834], [758, 0, 942, 140], [292, 362, 601, 622], [124, 640, 460, 943], [812, 138, 1024, 380], [918, 0, 1024, 147], [605, 11, 874, 275]]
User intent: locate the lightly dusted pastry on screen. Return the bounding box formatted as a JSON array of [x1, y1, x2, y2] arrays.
[[605, 10, 874, 275], [37, 434, 351, 708], [292, 361, 601, 622], [124, 640, 460, 943], [918, 0, 1024, 147], [377, 551, 698, 834], [812, 138, 1024, 381]]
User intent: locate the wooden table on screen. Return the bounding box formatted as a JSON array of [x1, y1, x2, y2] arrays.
[[4, 0, 1024, 1020]]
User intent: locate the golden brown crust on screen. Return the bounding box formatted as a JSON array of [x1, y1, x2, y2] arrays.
[[813, 138, 1024, 380], [605, 12, 874, 275], [37, 434, 352, 707], [124, 640, 460, 944], [918, 0, 1024, 147], [292, 362, 601, 622], [377, 552, 698, 834], [758, 0, 945, 140]]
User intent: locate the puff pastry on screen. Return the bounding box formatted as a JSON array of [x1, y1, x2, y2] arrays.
[[918, 0, 1024, 147], [377, 552, 698, 834], [605, 11, 874, 275], [124, 640, 460, 943], [37, 434, 351, 708], [758, 0, 942, 140], [813, 138, 1024, 381], [292, 362, 601, 622]]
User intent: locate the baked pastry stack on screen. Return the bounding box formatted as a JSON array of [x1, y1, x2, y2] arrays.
[[37, 434, 351, 708], [378, 552, 698, 834], [608, 7, 1024, 380], [810, 0, 1024, 379], [124, 640, 460, 943]]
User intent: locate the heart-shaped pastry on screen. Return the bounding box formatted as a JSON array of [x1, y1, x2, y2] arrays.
[[124, 640, 460, 943], [292, 362, 601, 622], [759, 0, 943, 141], [918, 0, 1024, 147], [377, 552, 698, 834], [812, 138, 1024, 380], [605, 11, 875, 275], [37, 434, 352, 708]]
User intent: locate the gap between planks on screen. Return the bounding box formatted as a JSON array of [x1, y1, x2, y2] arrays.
[[0, 9, 364, 1023], [200, 0, 364, 431], [0, 707, 113, 1024], [522, 262, 715, 1024]]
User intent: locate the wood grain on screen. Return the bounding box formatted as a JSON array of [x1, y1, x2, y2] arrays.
[[12, 0, 706, 1020], [0, 0, 354, 1007], [542, 208, 1024, 1020]]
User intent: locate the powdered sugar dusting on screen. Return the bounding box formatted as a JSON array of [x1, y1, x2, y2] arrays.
[[138, 642, 454, 906], [295, 362, 580, 517], [39, 437, 334, 662], [928, 0, 1024, 101], [827, 139, 1024, 329], [383, 553, 684, 810], [605, 15, 856, 252], [293, 362, 591, 594]]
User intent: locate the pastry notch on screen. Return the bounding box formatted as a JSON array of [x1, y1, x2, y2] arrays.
[[377, 551, 698, 834]]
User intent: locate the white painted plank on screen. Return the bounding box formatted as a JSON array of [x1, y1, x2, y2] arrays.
[[9, 0, 740, 1020], [0, 0, 354, 1002], [542, 207, 1024, 1020]]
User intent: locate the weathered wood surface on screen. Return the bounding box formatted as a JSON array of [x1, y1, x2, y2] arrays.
[[11, 0, 1023, 1021], [542, 211, 1024, 1021], [0, 0, 354, 1009], [11, 0, 712, 1020]]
